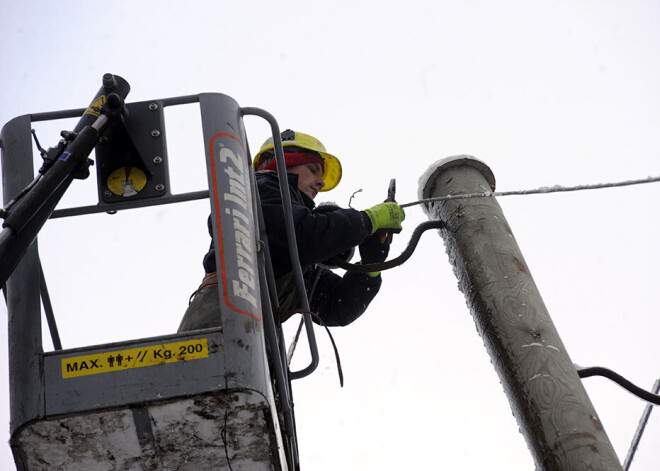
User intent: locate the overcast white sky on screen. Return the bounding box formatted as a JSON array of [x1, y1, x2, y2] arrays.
[[1, 1, 660, 469]]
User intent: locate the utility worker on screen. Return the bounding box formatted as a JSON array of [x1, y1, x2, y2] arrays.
[[178, 129, 405, 331]]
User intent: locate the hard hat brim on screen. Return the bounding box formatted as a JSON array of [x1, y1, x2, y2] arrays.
[[318, 151, 341, 192]]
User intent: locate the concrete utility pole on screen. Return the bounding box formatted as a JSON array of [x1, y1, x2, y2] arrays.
[[421, 156, 622, 470]]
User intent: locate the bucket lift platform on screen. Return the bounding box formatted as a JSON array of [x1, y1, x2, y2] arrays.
[[16, 328, 281, 470], [1, 75, 321, 470]]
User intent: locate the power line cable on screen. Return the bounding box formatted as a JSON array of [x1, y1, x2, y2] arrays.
[[335, 174, 660, 273], [400, 175, 660, 208], [577, 366, 660, 406]]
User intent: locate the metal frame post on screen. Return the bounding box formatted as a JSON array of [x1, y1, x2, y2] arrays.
[[198, 93, 269, 391], [1, 115, 45, 443]]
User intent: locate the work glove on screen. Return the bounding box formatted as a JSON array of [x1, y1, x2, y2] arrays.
[[363, 202, 405, 234], [359, 232, 390, 264]]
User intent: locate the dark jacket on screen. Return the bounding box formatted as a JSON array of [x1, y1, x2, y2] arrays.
[[203, 171, 381, 326]]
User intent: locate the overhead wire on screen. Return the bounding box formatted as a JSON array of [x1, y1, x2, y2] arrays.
[[334, 174, 660, 274], [399, 175, 660, 208]]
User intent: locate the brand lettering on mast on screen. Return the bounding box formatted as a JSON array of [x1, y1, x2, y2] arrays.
[[219, 146, 257, 309]]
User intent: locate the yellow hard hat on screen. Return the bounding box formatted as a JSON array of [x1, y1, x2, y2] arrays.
[[253, 129, 342, 192]]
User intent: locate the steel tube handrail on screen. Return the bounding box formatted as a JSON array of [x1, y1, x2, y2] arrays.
[[241, 106, 320, 379]]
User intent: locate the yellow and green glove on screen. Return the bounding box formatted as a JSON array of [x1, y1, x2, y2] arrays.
[[363, 202, 405, 234], [361, 202, 405, 277]]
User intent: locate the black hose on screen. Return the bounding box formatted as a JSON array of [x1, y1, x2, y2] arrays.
[[334, 218, 660, 410], [329, 220, 446, 273], [577, 366, 660, 405], [333, 219, 660, 409]]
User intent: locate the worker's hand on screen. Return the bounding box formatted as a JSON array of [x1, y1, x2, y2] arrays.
[[363, 202, 405, 234], [359, 232, 390, 264]]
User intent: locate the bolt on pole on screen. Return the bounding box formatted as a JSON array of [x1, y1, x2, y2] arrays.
[[420, 156, 622, 470]]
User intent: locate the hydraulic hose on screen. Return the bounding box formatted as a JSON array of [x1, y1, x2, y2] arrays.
[[335, 225, 660, 406], [329, 220, 446, 273], [333, 218, 660, 409]]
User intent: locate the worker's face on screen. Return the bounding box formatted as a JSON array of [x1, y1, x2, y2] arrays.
[[288, 162, 325, 199]]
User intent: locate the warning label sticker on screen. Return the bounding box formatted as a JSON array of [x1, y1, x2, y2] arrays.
[[84, 95, 106, 117], [61, 338, 208, 379], [107, 166, 147, 197]]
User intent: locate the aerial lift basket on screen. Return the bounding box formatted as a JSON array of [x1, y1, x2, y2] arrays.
[[1, 75, 319, 470]]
